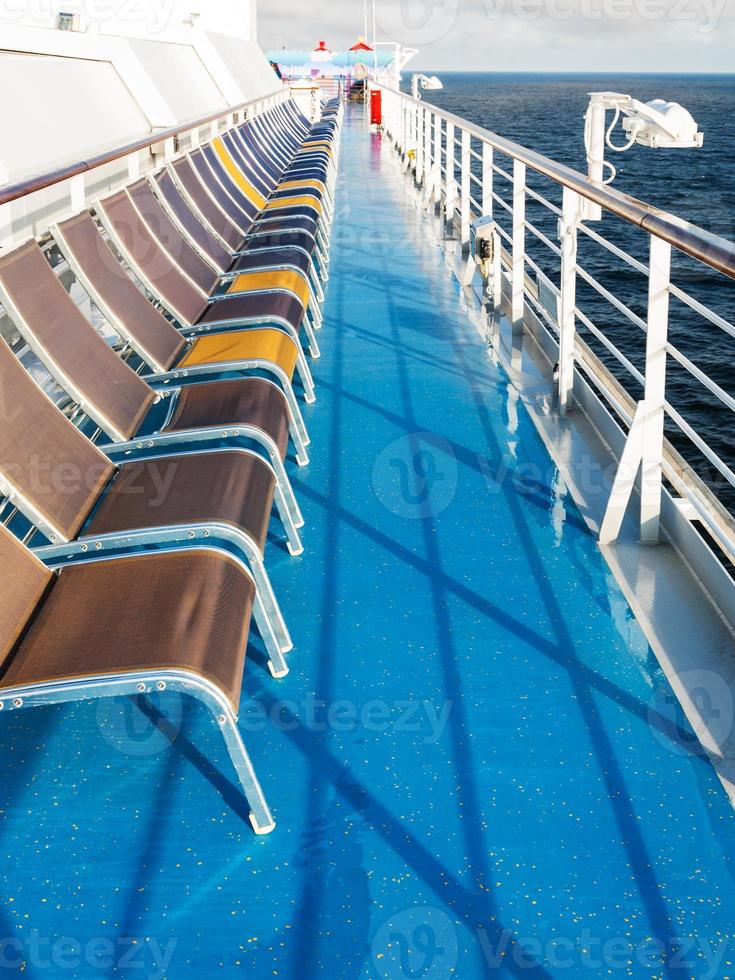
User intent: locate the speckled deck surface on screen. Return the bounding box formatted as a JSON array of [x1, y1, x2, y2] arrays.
[[0, 110, 734, 980]]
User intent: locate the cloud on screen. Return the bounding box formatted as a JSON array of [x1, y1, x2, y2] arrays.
[[258, 0, 735, 70]]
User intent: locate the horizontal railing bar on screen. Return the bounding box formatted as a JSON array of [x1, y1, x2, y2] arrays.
[[665, 402, 735, 490], [492, 192, 513, 216], [0, 88, 285, 208], [575, 308, 646, 385], [525, 185, 562, 216], [578, 222, 649, 276], [576, 265, 648, 331], [525, 220, 562, 256], [669, 283, 735, 340], [667, 343, 735, 413], [525, 253, 559, 292], [385, 86, 735, 278]]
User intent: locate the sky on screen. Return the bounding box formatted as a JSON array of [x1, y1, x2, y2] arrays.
[[258, 0, 735, 71]]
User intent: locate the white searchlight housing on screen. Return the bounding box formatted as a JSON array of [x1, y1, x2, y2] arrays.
[[583, 91, 704, 220], [411, 74, 443, 101], [621, 98, 704, 149]]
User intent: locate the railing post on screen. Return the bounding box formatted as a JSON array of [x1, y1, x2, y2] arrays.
[[445, 122, 456, 227], [558, 187, 581, 416], [416, 104, 424, 185], [70, 173, 85, 213], [511, 160, 526, 332], [127, 151, 140, 182], [433, 114, 442, 203], [460, 130, 471, 248], [640, 235, 671, 544], [482, 143, 493, 218], [599, 234, 671, 547], [424, 107, 432, 191]]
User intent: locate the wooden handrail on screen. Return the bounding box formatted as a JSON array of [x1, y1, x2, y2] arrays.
[[0, 87, 286, 208]]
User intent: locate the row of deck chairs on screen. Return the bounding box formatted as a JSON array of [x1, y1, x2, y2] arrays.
[[0, 97, 343, 835]]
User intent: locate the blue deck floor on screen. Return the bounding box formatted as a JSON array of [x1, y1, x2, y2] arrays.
[[1, 110, 734, 979]]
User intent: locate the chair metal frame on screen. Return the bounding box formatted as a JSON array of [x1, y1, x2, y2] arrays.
[[0, 543, 275, 835]]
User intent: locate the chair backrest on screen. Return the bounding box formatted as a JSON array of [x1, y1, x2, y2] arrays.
[[188, 149, 251, 233], [0, 331, 115, 542], [237, 126, 282, 184], [212, 137, 267, 211], [0, 523, 54, 670], [154, 170, 231, 274], [97, 189, 208, 327], [0, 240, 156, 443], [200, 144, 260, 221], [126, 179, 220, 296], [53, 212, 187, 374], [169, 157, 242, 251], [223, 131, 274, 198]]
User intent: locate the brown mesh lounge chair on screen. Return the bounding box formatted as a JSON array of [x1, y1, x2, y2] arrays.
[[158, 160, 330, 287], [0, 246, 301, 671], [152, 166, 327, 305], [95, 183, 322, 365], [48, 217, 311, 466], [127, 175, 326, 336], [0, 522, 275, 834], [0, 236, 308, 518], [0, 323, 293, 673]]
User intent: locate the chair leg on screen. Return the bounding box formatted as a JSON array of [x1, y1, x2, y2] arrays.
[[302, 313, 321, 359], [216, 708, 276, 835], [271, 454, 304, 528], [296, 350, 316, 404], [251, 586, 290, 675], [273, 478, 305, 551], [250, 554, 293, 656]]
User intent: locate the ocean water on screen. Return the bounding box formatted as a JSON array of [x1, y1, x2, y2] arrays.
[[417, 72, 735, 508]]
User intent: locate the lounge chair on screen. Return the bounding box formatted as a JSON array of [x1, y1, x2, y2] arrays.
[[51, 212, 315, 448], [95, 186, 323, 370], [0, 241, 302, 670], [0, 521, 275, 834], [152, 166, 324, 311], [164, 155, 330, 276]]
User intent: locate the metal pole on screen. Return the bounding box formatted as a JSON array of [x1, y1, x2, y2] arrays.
[[640, 235, 672, 544], [511, 159, 526, 332], [445, 122, 455, 226], [558, 186, 580, 415], [482, 143, 493, 218], [584, 100, 605, 221], [434, 114, 442, 203], [460, 129, 471, 247]]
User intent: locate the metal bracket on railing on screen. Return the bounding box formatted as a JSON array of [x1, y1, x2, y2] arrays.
[[599, 400, 649, 545], [600, 235, 671, 547]]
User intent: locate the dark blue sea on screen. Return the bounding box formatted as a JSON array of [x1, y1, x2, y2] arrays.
[[416, 73, 735, 508]]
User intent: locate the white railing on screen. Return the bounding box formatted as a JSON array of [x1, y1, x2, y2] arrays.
[[379, 84, 735, 569]]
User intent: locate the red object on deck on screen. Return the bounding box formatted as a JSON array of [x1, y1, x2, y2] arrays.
[[370, 89, 382, 126], [350, 36, 373, 52]]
